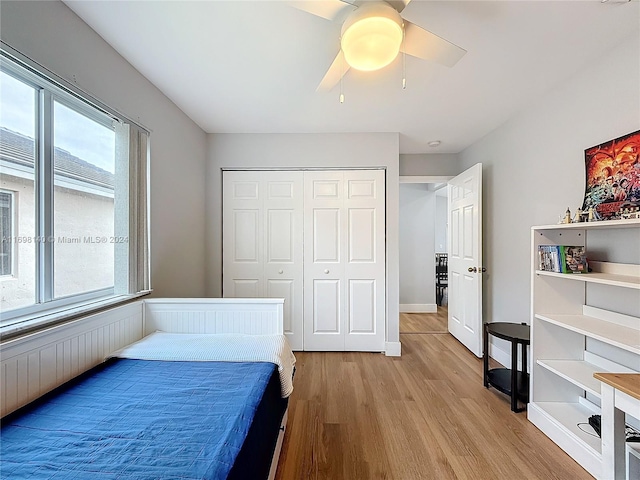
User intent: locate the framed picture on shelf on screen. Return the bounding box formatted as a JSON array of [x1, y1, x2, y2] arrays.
[[581, 129, 640, 220]]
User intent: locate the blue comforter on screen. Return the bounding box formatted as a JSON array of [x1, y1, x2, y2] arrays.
[[1, 359, 277, 479]]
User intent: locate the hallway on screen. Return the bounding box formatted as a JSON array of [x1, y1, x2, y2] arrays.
[[400, 307, 448, 334]]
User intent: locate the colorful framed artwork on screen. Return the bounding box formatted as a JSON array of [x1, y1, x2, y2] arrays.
[[581, 129, 640, 220]]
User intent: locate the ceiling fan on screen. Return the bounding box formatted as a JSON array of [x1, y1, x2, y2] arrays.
[[289, 0, 467, 92]]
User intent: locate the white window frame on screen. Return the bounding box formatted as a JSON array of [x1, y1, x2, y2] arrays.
[[0, 44, 151, 334], [0, 189, 16, 277]]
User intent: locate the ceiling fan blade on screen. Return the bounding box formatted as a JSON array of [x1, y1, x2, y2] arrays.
[[401, 20, 467, 68], [287, 0, 356, 21], [317, 50, 350, 92], [387, 0, 412, 14]]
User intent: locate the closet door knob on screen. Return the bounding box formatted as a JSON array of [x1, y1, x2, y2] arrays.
[[468, 267, 477, 273], [324, 269, 329, 274], [278, 269, 283, 274]]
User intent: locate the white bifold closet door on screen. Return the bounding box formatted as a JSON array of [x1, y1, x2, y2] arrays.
[[222, 171, 304, 350], [223, 169, 385, 352], [303, 170, 385, 352]]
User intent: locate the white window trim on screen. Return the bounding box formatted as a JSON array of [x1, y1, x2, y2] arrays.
[[0, 189, 16, 278]]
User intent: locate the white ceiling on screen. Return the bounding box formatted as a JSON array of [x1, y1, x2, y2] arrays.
[[64, 0, 639, 154]]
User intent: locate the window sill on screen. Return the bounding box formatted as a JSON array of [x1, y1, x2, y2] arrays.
[[0, 291, 151, 341]]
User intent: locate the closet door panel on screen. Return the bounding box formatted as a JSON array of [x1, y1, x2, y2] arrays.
[[266, 279, 294, 333], [313, 209, 341, 263], [348, 208, 375, 262], [266, 210, 294, 262], [230, 279, 260, 298], [223, 174, 263, 298], [304, 171, 345, 351], [343, 170, 385, 352], [233, 210, 260, 262], [263, 172, 304, 350], [313, 279, 341, 334], [348, 279, 376, 333], [223, 171, 304, 350], [304, 170, 385, 352]]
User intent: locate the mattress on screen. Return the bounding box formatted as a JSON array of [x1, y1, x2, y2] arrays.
[[0, 358, 287, 480]]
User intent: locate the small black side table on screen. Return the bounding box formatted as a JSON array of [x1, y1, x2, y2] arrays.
[[483, 322, 530, 412]]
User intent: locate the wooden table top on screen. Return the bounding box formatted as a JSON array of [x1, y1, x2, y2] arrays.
[[594, 373, 640, 401]]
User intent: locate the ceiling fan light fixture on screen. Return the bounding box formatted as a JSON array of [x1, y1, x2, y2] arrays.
[[341, 2, 403, 72]]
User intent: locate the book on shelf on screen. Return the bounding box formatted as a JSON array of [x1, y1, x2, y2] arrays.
[[538, 245, 561, 273], [561, 246, 588, 274], [538, 245, 588, 274]]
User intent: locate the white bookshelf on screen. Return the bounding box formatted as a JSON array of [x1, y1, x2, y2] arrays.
[[529, 220, 640, 480]]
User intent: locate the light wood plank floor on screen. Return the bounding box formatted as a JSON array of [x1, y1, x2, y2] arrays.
[[400, 307, 448, 334], [274, 333, 591, 480]]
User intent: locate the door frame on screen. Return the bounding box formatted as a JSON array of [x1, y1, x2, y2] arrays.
[[398, 176, 453, 317]]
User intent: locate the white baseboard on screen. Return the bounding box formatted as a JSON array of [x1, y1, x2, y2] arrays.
[[489, 341, 528, 370], [489, 342, 510, 368], [385, 341, 401, 357], [528, 402, 601, 479], [399, 303, 437, 313]]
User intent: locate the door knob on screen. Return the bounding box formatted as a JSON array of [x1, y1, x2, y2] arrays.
[[468, 267, 477, 273], [278, 269, 283, 274], [324, 269, 329, 274], [481, 267, 486, 272]]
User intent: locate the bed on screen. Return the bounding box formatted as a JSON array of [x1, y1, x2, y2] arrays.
[[0, 299, 295, 480]]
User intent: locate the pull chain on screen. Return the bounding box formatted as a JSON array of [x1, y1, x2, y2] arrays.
[[402, 23, 407, 89], [340, 43, 345, 104]]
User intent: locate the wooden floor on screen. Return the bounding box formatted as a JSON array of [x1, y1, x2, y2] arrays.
[[400, 307, 448, 334], [274, 332, 591, 480]]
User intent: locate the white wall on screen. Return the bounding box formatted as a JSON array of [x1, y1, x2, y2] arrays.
[[399, 183, 436, 311], [460, 33, 640, 359], [0, 1, 208, 298], [206, 133, 401, 347], [400, 153, 461, 176]]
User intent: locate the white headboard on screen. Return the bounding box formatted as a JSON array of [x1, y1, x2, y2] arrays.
[[143, 298, 284, 336]]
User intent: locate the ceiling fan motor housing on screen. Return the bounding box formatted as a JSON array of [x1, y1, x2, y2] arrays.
[[340, 1, 404, 72]]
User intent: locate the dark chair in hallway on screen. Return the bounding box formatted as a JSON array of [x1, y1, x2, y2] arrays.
[[435, 253, 448, 306]]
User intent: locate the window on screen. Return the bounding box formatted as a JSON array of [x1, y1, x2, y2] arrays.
[[53, 100, 116, 298], [0, 190, 14, 276], [0, 48, 150, 329]]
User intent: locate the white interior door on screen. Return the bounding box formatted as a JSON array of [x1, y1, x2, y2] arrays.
[[223, 171, 304, 350], [447, 163, 483, 357], [303, 170, 385, 352]]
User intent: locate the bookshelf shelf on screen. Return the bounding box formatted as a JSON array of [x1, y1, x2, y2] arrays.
[[529, 401, 602, 455], [534, 313, 640, 355], [533, 218, 640, 231], [535, 270, 640, 289], [536, 359, 604, 397]]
